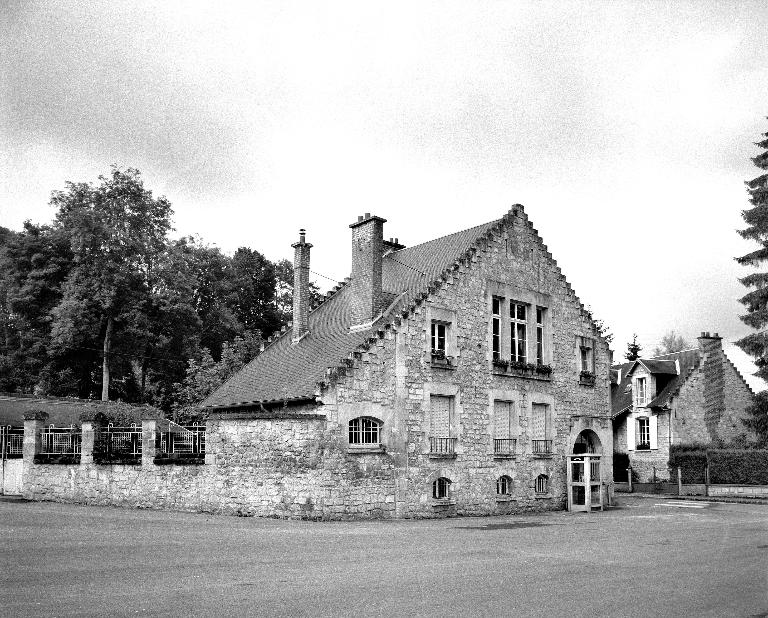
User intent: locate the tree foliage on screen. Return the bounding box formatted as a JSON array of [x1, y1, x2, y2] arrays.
[[0, 167, 308, 413], [652, 331, 691, 357], [737, 123, 768, 383], [624, 334, 642, 361]]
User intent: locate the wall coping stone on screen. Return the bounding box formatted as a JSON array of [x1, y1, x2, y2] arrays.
[[208, 410, 326, 421]]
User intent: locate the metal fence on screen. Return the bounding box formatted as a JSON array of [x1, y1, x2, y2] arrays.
[[95, 424, 142, 458], [429, 436, 457, 455], [156, 422, 205, 456], [493, 438, 516, 455], [41, 425, 82, 455], [1, 426, 24, 458], [532, 439, 553, 454]]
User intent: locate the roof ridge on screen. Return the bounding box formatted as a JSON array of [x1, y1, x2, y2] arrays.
[[387, 218, 502, 256], [649, 347, 699, 359]]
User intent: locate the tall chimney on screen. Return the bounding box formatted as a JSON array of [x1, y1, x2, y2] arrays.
[[349, 213, 385, 328], [697, 331, 724, 440], [291, 229, 312, 343]]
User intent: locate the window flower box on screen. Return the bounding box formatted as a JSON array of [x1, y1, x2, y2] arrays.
[[431, 349, 454, 368], [579, 370, 596, 386], [635, 442, 651, 451], [535, 363, 552, 376]]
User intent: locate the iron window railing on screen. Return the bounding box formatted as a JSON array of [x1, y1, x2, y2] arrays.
[[532, 439, 553, 454], [41, 425, 82, 455], [493, 438, 516, 455], [429, 437, 457, 454], [156, 422, 205, 456]]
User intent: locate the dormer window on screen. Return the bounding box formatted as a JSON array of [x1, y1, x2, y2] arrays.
[[635, 377, 647, 406]]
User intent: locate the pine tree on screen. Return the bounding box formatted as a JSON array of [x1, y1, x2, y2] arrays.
[[736, 123, 768, 382], [624, 334, 642, 361]]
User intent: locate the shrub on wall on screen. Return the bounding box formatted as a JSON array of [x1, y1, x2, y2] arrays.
[[709, 450, 768, 485]]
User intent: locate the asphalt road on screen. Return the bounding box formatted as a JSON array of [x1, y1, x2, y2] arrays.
[[1, 496, 767, 617]]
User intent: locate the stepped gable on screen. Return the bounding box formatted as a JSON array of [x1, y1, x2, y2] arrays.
[[203, 206, 607, 410]]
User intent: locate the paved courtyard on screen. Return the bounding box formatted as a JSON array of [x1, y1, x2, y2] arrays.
[[1, 495, 767, 617]]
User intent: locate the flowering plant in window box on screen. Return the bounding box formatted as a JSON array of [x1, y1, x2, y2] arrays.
[[535, 364, 553, 376], [492, 358, 509, 370], [579, 370, 596, 385], [431, 349, 453, 367], [636, 442, 651, 450]]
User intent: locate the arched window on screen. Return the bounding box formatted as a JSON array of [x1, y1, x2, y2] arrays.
[[348, 417, 381, 445], [433, 477, 451, 499], [496, 475, 512, 496], [535, 474, 549, 495]]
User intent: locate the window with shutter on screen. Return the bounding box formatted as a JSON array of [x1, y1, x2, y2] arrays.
[[430, 395, 452, 437]]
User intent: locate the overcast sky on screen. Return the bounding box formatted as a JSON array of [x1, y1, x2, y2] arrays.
[[2, 1, 768, 389]]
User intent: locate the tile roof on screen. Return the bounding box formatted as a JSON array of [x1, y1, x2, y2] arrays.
[[203, 218, 502, 409], [0, 394, 147, 426]]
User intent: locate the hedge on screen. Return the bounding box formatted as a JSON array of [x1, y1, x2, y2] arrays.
[[668, 446, 768, 485], [668, 447, 707, 484], [709, 450, 768, 485]]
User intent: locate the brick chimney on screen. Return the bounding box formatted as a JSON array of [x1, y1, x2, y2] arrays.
[[349, 213, 386, 328], [291, 229, 312, 343], [697, 331, 725, 440]]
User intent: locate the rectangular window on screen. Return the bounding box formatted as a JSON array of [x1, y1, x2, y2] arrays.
[[536, 306, 545, 365], [493, 401, 512, 439], [491, 297, 501, 361], [532, 403, 552, 454], [637, 417, 650, 448], [431, 321, 446, 353], [510, 302, 527, 363], [635, 377, 647, 406], [579, 340, 593, 373], [493, 400, 515, 455], [430, 395, 452, 438]]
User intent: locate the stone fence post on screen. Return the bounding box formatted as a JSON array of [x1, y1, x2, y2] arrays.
[[141, 415, 162, 467], [23, 410, 48, 462], [78, 411, 106, 465]]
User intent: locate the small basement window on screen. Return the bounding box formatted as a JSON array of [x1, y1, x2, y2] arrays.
[[433, 477, 451, 499], [497, 475, 512, 496], [535, 474, 549, 495]]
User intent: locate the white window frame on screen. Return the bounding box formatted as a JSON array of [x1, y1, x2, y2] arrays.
[[348, 417, 381, 445], [510, 302, 527, 363], [636, 416, 650, 448], [491, 297, 502, 361], [635, 377, 647, 406], [536, 306, 545, 365], [431, 321, 447, 354]]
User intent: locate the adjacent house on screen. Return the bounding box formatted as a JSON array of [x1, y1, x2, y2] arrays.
[[202, 206, 613, 517], [611, 333, 755, 482]]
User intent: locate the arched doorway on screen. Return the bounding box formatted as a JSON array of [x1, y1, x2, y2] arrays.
[[567, 430, 604, 512], [572, 429, 602, 455]]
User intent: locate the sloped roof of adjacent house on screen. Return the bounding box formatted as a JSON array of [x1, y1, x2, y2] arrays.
[[0, 394, 148, 426], [610, 348, 702, 418], [203, 219, 501, 409]]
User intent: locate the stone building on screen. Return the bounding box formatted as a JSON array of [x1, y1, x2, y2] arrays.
[[611, 333, 755, 482], [20, 206, 612, 518], [202, 206, 613, 517]]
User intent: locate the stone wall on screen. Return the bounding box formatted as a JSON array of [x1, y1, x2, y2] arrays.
[[23, 413, 397, 520]]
